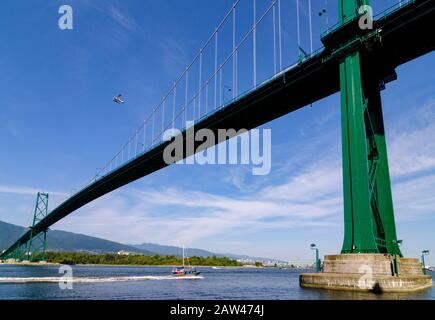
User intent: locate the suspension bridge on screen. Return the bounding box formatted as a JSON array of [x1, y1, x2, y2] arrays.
[[1, 0, 434, 283]]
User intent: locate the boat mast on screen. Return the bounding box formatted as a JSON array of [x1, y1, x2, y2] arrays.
[[182, 245, 185, 267]]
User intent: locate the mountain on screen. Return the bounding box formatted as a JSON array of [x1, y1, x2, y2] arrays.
[[132, 243, 282, 262], [132, 243, 219, 257], [0, 220, 280, 262], [0, 221, 153, 255]]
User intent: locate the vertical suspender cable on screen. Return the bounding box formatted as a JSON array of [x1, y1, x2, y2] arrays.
[[143, 120, 147, 152], [214, 29, 218, 110], [205, 81, 209, 114], [135, 130, 138, 156], [278, 0, 282, 71], [232, 2, 236, 98], [219, 66, 223, 107], [128, 139, 131, 160], [253, 0, 257, 88], [235, 49, 238, 96], [131, 137, 134, 158], [130, 136, 133, 160], [162, 97, 165, 134], [273, 0, 277, 74], [172, 83, 176, 129], [193, 96, 196, 120], [152, 108, 155, 144], [185, 68, 189, 126], [199, 49, 202, 118], [296, 0, 301, 61], [308, 0, 313, 53]]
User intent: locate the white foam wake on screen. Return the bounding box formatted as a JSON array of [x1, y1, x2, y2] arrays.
[[0, 275, 203, 283]]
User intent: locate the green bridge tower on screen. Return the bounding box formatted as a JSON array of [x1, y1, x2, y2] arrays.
[[3, 192, 49, 262], [338, 0, 401, 256], [27, 192, 49, 261]]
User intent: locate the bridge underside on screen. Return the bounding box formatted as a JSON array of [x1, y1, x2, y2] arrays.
[[1, 0, 434, 260]]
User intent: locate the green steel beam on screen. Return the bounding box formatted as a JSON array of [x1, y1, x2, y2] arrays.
[[339, 0, 401, 255]]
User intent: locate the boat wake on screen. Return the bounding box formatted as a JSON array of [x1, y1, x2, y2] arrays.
[[0, 275, 203, 284]]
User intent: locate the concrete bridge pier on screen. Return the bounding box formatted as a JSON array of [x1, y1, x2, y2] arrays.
[[300, 254, 432, 293]]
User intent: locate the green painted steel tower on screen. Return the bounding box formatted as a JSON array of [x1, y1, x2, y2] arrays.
[[27, 192, 49, 261], [338, 0, 401, 255], [2, 192, 50, 261]]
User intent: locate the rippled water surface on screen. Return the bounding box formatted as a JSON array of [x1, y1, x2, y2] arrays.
[[0, 265, 433, 300]]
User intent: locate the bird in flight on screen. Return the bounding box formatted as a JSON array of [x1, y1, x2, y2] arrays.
[[113, 94, 125, 104]]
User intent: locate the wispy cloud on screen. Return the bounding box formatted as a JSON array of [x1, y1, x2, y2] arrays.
[[0, 185, 66, 197], [159, 36, 192, 76], [85, 0, 139, 31], [393, 172, 435, 221], [104, 2, 142, 33], [55, 159, 342, 246], [83, 0, 143, 47], [389, 99, 435, 177]]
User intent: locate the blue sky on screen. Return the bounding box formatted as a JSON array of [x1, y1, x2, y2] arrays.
[[1, 0, 434, 264]]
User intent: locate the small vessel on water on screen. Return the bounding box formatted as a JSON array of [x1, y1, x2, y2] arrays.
[[172, 246, 200, 276]]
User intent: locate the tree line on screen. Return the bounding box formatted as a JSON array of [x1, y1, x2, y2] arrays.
[[42, 252, 239, 266]]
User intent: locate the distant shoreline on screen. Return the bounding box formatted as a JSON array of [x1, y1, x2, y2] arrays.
[[0, 261, 299, 269], [1, 252, 297, 269], [0, 261, 273, 268]]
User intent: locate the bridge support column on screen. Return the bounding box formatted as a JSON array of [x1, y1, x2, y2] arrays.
[[300, 0, 432, 292], [337, 0, 400, 257], [339, 50, 400, 255]]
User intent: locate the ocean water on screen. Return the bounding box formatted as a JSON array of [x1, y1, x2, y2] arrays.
[[0, 265, 433, 300]]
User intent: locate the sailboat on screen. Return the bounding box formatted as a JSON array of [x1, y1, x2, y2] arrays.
[[172, 246, 201, 276]]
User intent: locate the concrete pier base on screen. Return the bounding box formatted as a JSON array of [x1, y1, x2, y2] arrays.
[[300, 254, 432, 293]]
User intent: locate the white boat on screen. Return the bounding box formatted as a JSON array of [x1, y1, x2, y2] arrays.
[[172, 246, 200, 276]]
